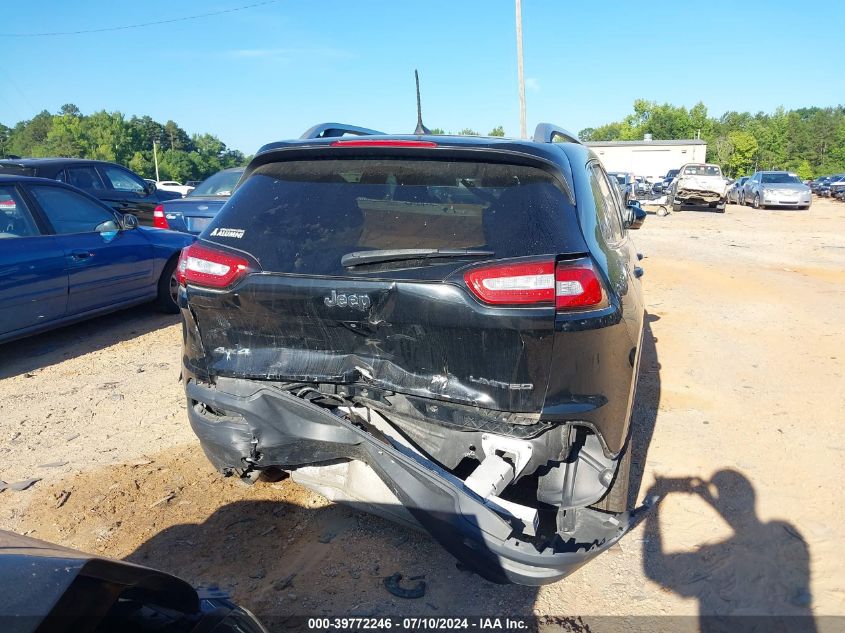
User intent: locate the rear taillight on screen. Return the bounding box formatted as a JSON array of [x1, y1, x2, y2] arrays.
[[178, 243, 250, 289], [464, 259, 605, 310], [176, 247, 189, 286], [153, 205, 169, 229], [465, 261, 555, 305], [554, 261, 604, 309]]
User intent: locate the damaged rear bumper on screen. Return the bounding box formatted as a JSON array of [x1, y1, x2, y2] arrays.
[[185, 379, 650, 585], [674, 187, 725, 206]]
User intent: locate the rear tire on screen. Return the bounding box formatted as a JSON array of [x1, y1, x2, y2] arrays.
[[672, 202, 681, 212], [156, 256, 180, 314]]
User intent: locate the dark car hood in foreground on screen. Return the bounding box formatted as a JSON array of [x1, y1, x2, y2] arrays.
[[0, 530, 266, 633], [0, 530, 196, 631]]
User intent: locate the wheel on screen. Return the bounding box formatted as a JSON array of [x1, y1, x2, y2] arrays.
[[716, 205, 726, 213], [156, 256, 180, 314], [672, 202, 681, 212], [753, 194, 762, 210], [798, 205, 809, 210]]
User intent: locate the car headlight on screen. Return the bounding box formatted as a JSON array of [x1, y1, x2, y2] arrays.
[[762, 188, 777, 200]]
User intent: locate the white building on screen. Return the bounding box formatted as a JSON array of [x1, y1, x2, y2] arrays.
[[587, 137, 707, 181]]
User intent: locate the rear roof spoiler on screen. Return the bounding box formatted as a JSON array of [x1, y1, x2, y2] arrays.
[[300, 123, 385, 139], [532, 123, 582, 145], [299, 122, 582, 145]]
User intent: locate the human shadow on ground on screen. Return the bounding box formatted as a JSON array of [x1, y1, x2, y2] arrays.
[[635, 310, 815, 632], [643, 470, 815, 633]]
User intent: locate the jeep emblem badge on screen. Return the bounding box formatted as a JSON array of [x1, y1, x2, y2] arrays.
[[324, 290, 371, 311]]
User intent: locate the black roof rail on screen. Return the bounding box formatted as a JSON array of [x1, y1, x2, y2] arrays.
[[532, 123, 582, 145], [300, 122, 385, 140]]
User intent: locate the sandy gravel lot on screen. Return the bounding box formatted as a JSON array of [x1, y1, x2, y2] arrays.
[[1, 199, 844, 628]]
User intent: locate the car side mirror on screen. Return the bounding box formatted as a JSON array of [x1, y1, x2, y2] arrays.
[[145, 182, 157, 195], [624, 201, 646, 230], [121, 213, 139, 230]]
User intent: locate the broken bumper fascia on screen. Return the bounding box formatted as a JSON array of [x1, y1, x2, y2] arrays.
[[185, 378, 651, 585], [674, 187, 725, 205]]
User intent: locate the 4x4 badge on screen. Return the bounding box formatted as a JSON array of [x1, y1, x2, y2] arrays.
[[324, 290, 371, 311]]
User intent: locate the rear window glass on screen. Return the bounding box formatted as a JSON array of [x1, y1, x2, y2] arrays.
[[205, 158, 580, 276], [761, 173, 800, 184], [682, 164, 722, 177], [189, 169, 243, 197], [0, 186, 39, 238], [0, 164, 36, 177]]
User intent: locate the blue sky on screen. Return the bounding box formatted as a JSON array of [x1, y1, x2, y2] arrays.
[[0, 1, 841, 154]]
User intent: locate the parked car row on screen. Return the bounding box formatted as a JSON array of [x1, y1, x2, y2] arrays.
[[809, 173, 845, 199], [611, 162, 819, 213]]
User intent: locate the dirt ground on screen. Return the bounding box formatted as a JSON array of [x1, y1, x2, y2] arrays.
[[1, 199, 844, 627]]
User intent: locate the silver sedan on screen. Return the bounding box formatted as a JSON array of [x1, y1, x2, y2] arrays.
[[741, 171, 811, 210]]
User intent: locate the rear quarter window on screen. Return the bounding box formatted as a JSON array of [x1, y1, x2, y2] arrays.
[[203, 158, 584, 276]]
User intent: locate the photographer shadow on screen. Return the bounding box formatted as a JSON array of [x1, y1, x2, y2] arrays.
[[643, 471, 816, 632]]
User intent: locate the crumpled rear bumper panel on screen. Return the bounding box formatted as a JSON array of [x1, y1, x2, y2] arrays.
[[185, 379, 650, 585], [675, 187, 723, 203]]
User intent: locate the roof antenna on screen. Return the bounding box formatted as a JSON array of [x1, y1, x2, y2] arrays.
[[414, 69, 431, 135]]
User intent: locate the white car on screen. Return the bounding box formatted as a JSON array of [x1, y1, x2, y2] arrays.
[[155, 180, 194, 197], [670, 163, 727, 213]]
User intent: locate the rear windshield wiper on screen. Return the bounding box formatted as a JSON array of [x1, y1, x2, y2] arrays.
[[341, 248, 494, 268]]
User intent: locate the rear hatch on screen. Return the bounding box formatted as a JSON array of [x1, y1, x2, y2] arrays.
[[162, 168, 243, 233], [161, 197, 228, 234], [186, 151, 588, 414]]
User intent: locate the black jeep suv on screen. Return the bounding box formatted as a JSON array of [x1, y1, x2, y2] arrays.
[[178, 123, 648, 585]]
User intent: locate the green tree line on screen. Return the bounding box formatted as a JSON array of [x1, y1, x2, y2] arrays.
[[579, 100, 845, 179], [0, 104, 248, 182]]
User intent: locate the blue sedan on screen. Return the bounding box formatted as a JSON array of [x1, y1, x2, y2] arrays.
[[0, 175, 194, 344]]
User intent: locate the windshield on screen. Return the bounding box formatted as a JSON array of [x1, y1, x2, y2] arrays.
[[189, 169, 244, 196], [761, 173, 801, 184], [682, 164, 722, 177]]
